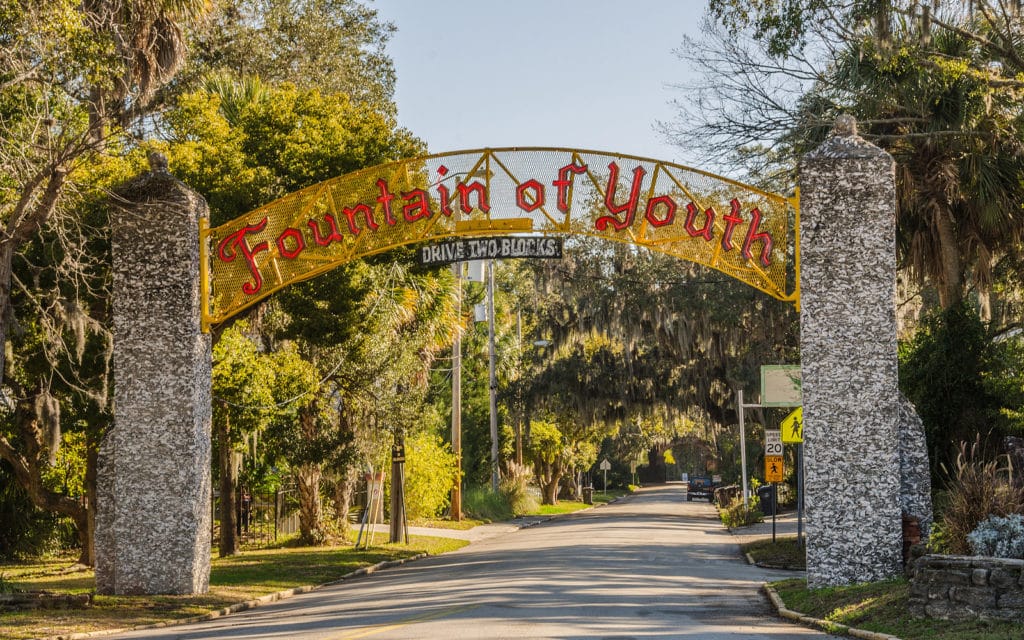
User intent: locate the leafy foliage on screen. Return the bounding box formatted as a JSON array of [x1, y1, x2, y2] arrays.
[[402, 431, 458, 520], [187, 0, 398, 109], [899, 303, 1012, 475], [968, 513, 1024, 558], [719, 495, 764, 528]]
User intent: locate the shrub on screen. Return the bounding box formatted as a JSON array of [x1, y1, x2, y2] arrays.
[[939, 439, 1024, 554], [720, 495, 764, 528], [500, 462, 538, 516], [402, 432, 459, 520], [968, 514, 1024, 558], [463, 486, 513, 522]]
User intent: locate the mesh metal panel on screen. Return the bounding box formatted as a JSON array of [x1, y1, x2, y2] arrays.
[[204, 148, 799, 326]]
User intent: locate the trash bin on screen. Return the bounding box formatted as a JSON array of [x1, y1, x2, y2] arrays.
[[582, 486, 593, 505], [757, 485, 776, 516]]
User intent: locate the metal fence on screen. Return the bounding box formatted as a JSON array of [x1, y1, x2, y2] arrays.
[[211, 482, 370, 548]]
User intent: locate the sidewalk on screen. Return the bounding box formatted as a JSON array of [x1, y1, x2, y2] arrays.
[[728, 510, 804, 546], [362, 515, 552, 543]]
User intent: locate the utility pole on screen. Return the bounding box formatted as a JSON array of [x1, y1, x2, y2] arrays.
[[488, 259, 499, 493], [451, 262, 462, 520], [515, 309, 523, 466]]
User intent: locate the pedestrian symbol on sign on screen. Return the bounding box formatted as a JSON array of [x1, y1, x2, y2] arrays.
[[765, 455, 784, 483], [781, 407, 803, 444]]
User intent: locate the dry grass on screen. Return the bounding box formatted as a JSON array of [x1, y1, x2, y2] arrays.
[[940, 439, 1024, 554]]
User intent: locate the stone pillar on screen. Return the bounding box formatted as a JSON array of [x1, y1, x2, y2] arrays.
[[95, 153, 212, 595], [798, 116, 902, 587]]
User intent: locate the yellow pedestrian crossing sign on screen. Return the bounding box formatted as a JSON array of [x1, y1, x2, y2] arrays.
[[765, 455, 784, 483], [781, 407, 803, 443]]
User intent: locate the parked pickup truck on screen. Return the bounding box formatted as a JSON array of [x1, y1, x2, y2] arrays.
[[686, 475, 717, 502]]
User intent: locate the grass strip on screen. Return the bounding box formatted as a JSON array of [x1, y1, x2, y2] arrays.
[[742, 536, 806, 570], [0, 535, 466, 640], [772, 577, 1022, 640]]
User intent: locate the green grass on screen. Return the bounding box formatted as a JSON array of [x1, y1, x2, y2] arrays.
[[408, 517, 484, 530], [592, 489, 629, 504], [773, 578, 1022, 640], [531, 501, 592, 516], [742, 536, 806, 570], [0, 536, 467, 640]]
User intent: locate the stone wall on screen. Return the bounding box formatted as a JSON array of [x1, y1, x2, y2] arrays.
[[798, 115, 903, 587], [95, 153, 212, 595], [910, 555, 1024, 622]]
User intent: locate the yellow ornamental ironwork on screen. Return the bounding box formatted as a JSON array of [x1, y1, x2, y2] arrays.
[[202, 147, 800, 328]]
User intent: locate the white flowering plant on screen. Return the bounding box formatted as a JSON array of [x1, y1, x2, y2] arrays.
[[967, 514, 1024, 558]]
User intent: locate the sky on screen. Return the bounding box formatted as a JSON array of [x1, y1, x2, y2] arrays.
[[374, 0, 708, 165]]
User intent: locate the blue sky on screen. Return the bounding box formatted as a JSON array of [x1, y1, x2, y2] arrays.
[[374, 0, 708, 164]]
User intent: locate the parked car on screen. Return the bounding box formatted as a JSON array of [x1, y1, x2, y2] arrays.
[[686, 475, 717, 502]]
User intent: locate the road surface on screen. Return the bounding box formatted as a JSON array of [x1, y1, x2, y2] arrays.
[[110, 485, 838, 639]]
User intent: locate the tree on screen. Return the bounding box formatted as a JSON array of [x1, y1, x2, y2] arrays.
[[669, 2, 1024, 312], [899, 302, 1012, 475], [211, 322, 286, 556], [526, 419, 568, 505], [0, 0, 208, 566], [185, 0, 397, 108]]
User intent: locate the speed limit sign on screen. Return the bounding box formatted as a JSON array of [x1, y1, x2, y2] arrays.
[[765, 429, 783, 456]]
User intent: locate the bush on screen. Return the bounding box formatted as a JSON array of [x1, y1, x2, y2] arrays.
[[402, 432, 459, 520], [968, 514, 1024, 558], [720, 495, 764, 528], [463, 486, 513, 522], [939, 439, 1024, 554], [500, 462, 538, 516], [0, 461, 66, 560]]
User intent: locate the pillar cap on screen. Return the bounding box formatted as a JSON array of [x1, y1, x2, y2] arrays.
[[802, 114, 891, 162]]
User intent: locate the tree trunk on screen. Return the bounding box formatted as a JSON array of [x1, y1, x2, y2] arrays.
[[333, 467, 357, 537], [541, 474, 561, 505], [934, 206, 963, 310], [82, 437, 99, 566], [297, 463, 325, 545], [216, 418, 238, 557]]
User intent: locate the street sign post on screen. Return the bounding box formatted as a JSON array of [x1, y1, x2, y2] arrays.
[[779, 406, 804, 547], [600, 458, 611, 493]]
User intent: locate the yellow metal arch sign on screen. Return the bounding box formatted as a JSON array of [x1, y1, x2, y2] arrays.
[[202, 147, 800, 327]]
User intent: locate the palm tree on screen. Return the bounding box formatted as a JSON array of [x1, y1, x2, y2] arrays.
[[798, 15, 1024, 310]]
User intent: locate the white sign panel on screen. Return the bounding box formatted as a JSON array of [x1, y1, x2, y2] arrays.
[[761, 365, 802, 407], [765, 429, 784, 456], [599, 458, 611, 471]]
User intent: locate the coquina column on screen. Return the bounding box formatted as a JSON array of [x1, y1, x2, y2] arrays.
[[798, 115, 902, 587], [95, 152, 212, 595]]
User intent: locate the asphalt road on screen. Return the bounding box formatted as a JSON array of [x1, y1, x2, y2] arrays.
[[110, 485, 839, 639]]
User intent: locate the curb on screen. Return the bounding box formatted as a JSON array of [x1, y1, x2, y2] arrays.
[[762, 584, 901, 640], [38, 554, 429, 640]]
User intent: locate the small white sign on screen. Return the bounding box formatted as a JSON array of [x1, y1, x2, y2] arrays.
[[765, 429, 784, 456], [761, 365, 802, 407], [599, 458, 611, 471]]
